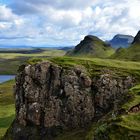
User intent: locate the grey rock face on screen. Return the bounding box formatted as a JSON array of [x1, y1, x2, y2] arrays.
[[15, 62, 94, 129], [4, 61, 135, 139], [93, 74, 134, 117]]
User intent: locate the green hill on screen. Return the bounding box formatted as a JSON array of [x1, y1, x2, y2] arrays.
[[112, 31, 140, 61], [67, 35, 115, 58]]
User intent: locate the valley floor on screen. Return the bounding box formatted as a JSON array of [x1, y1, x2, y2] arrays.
[[0, 49, 66, 74]]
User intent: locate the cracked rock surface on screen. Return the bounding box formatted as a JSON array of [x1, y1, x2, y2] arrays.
[[4, 61, 135, 140]]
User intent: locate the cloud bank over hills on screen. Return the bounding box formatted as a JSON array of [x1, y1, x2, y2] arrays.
[[0, 0, 140, 46]]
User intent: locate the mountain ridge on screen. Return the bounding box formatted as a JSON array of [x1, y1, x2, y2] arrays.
[[112, 31, 140, 61], [67, 35, 114, 58], [108, 34, 134, 48]]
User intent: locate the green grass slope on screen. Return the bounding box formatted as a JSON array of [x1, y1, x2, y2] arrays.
[[46, 57, 140, 80], [67, 35, 115, 58], [112, 43, 140, 61], [0, 80, 15, 138], [0, 49, 66, 74]]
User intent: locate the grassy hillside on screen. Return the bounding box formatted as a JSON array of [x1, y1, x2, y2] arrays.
[[0, 49, 66, 74], [112, 43, 140, 61], [0, 49, 66, 59], [67, 35, 115, 58], [0, 80, 15, 138], [45, 57, 140, 80], [49, 57, 140, 70]]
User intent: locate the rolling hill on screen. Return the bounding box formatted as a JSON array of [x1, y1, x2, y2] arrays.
[[67, 35, 115, 58]]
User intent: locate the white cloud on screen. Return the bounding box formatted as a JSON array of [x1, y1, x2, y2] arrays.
[[0, 0, 140, 46], [0, 5, 16, 21], [43, 7, 83, 28], [0, 5, 25, 30], [0, 22, 12, 30]]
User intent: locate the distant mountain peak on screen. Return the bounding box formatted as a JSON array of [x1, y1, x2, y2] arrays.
[[112, 30, 140, 61], [114, 34, 133, 37], [109, 34, 134, 48], [132, 30, 140, 44]]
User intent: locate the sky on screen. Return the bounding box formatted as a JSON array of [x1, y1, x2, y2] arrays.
[[0, 0, 140, 47]]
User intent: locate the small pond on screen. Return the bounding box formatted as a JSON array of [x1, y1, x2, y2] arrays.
[[0, 75, 15, 83]]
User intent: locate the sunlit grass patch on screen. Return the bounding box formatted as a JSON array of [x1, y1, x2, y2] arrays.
[[0, 80, 15, 138]]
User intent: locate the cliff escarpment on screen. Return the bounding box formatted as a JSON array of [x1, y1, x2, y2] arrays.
[[3, 60, 138, 140]]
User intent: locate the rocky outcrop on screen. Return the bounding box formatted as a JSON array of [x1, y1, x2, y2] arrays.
[[15, 62, 95, 128], [93, 73, 134, 118], [4, 61, 135, 140], [132, 30, 140, 44]]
